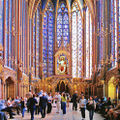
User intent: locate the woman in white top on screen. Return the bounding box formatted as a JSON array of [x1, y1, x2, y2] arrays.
[[7, 97, 13, 107], [79, 95, 87, 120]]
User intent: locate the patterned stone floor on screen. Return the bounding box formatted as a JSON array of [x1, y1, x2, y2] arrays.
[[8, 104, 104, 120]]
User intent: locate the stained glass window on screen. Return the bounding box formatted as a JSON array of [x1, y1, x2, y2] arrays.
[[85, 7, 92, 78], [9, 0, 12, 67], [48, 11, 54, 76], [43, 2, 54, 77], [86, 7, 89, 78], [22, 0, 26, 73], [72, 2, 83, 78], [43, 11, 48, 78], [111, 0, 118, 67], [99, 0, 104, 64], [29, 19, 32, 68], [0, 0, 4, 46], [5, 0, 9, 66], [114, 0, 117, 67], [4, 0, 12, 67], [25, 2, 28, 73], [90, 15, 92, 77], [33, 14, 36, 76], [57, 2, 69, 48], [36, 5, 40, 77], [22, 0, 24, 71]]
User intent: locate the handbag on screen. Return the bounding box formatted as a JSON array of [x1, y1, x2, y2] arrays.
[[86, 102, 94, 111]]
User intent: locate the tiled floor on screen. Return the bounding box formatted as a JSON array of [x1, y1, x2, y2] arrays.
[[8, 104, 104, 120]]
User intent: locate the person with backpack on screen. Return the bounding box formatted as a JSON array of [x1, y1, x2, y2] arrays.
[[27, 94, 37, 120], [39, 92, 48, 118], [72, 91, 78, 111], [87, 96, 96, 120]]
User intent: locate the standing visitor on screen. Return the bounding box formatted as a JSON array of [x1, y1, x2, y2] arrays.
[[56, 92, 61, 113], [61, 92, 64, 110], [53, 92, 58, 108], [72, 91, 78, 110], [20, 97, 25, 117], [39, 93, 48, 118], [27, 97, 30, 113], [79, 95, 87, 120], [47, 93, 52, 114], [28, 94, 37, 120], [35, 94, 40, 115], [14, 96, 20, 115], [66, 93, 70, 108], [88, 96, 96, 120], [61, 93, 67, 114]]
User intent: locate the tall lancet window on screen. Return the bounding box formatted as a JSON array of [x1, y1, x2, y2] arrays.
[[111, 0, 118, 67], [9, 0, 12, 68], [4, 0, 12, 67], [36, 4, 41, 77], [99, 0, 104, 65], [5, 0, 9, 66], [33, 14, 36, 76], [85, 7, 92, 78], [57, 2, 69, 47], [43, 1, 54, 78], [0, 0, 4, 46], [22, 0, 27, 73], [72, 2, 83, 78]]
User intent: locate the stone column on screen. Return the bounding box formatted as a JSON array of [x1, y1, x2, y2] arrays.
[[4, 83, 6, 99], [103, 83, 105, 97]]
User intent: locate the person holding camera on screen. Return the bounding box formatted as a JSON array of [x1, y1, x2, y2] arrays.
[[87, 96, 96, 120]]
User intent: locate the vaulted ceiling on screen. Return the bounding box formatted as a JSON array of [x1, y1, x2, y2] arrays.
[[28, 0, 94, 19]]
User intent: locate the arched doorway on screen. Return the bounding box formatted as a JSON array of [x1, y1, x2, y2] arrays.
[[56, 81, 70, 93], [60, 81, 65, 93], [6, 77, 15, 99], [108, 77, 116, 100]]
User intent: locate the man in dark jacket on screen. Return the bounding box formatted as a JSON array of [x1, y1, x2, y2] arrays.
[[72, 91, 78, 111], [39, 93, 48, 118], [28, 94, 37, 120]]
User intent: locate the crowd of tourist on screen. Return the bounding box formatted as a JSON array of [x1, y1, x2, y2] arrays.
[[0, 90, 120, 120]]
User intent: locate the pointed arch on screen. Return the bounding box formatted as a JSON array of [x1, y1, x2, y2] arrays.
[[85, 0, 94, 20]]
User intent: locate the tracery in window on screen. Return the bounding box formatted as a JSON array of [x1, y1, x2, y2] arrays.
[[111, 0, 118, 67], [57, 2, 69, 48], [43, 1, 54, 77], [72, 1, 83, 78], [85, 7, 92, 78]]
